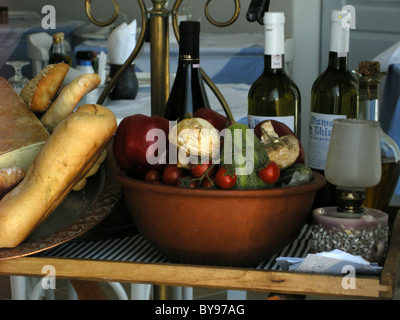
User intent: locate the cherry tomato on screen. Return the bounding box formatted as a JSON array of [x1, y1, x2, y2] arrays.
[[215, 166, 237, 190], [144, 169, 160, 183], [190, 162, 214, 178], [177, 177, 199, 188], [201, 176, 216, 188], [258, 161, 280, 184], [162, 164, 185, 186]]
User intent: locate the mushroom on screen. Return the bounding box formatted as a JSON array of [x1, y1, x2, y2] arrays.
[[265, 134, 300, 169], [168, 117, 220, 168]]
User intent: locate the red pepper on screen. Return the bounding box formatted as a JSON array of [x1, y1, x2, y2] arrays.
[[193, 108, 231, 132], [113, 114, 170, 172]]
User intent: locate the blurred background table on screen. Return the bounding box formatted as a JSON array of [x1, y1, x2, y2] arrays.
[[73, 33, 268, 85], [0, 12, 84, 79]]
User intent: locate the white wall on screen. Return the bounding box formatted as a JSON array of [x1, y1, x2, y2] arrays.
[[291, 0, 321, 152]]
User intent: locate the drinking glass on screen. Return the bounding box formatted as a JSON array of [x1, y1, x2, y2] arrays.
[[325, 118, 381, 213], [6, 61, 30, 94]]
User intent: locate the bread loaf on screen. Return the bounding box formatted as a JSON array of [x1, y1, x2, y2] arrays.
[[0, 77, 49, 171], [41, 73, 101, 132], [0, 104, 117, 248], [20, 63, 69, 113]]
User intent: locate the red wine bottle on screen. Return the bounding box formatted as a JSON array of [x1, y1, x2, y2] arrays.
[[164, 21, 210, 121]]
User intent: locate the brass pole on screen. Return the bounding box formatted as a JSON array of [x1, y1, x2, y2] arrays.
[[149, 0, 171, 299], [149, 0, 170, 116]]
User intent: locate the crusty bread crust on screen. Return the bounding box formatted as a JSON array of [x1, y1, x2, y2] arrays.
[[41, 73, 101, 132], [0, 167, 25, 200], [0, 77, 49, 156], [20, 63, 69, 113], [0, 104, 117, 248]]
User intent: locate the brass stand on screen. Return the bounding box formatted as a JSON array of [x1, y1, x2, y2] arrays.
[[149, 1, 170, 116], [85, 0, 243, 299], [85, 0, 240, 120]]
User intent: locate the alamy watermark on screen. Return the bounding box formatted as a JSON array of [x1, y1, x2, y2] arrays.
[[41, 5, 56, 29], [341, 265, 356, 290], [145, 124, 256, 176], [41, 265, 56, 290]]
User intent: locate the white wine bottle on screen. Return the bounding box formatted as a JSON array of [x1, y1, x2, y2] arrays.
[[358, 61, 400, 225], [164, 21, 210, 121], [308, 9, 359, 207], [247, 12, 300, 136]]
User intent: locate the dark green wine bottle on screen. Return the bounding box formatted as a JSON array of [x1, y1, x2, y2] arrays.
[[247, 12, 301, 137], [308, 9, 359, 207], [164, 21, 210, 121]]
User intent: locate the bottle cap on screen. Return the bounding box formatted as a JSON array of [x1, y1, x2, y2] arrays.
[[329, 10, 350, 54], [179, 21, 200, 60], [263, 12, 285, 25], [52, 32, 65, 40], [76, 51, 93, 61], [179, 21, 200, 34], [359, 61, 380, 75]]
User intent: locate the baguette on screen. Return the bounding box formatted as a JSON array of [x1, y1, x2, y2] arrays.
[[0, 104, 117, 248], [0, 167, 26, 200], [41, 73, 101, 132]]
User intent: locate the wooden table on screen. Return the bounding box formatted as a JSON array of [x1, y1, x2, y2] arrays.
[[0, 210, 399, 300]]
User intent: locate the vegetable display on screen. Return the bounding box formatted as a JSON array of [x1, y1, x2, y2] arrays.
[[113, 108, 313, 190]]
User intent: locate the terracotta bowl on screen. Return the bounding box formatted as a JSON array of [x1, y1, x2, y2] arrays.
[[114, 169, 325, 267]]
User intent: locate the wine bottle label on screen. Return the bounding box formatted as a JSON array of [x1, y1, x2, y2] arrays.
[[308, 112, 346, 170], [248, 114, 294, 131], [271, 54, 283, 69]]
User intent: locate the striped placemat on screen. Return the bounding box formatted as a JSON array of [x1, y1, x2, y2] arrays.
[[35, 224, 313, 270]]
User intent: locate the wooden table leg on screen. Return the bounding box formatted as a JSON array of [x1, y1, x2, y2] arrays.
[[69, 280, 108, 300], [0, 276, 11, 300]]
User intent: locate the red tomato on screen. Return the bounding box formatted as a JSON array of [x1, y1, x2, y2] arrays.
[[144, 169, 160, 183], [258, 161, 280, 184], [190, 162, 214, 178], [177, 177, 199, 188], [162, 164, 185, 186], [201, 176, 216, 188], [215, 167, 237, 190]]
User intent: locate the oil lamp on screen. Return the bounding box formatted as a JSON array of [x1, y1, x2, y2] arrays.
[[311, 119, 389, 263]]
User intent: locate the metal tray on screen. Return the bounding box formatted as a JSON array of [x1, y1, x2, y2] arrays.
[[0, 155, 122, 261]]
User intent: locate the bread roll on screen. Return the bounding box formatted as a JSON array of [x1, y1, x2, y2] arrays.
[[20, 63, 69, 113], [0, 104, 117, 248], [41, 73, 101, 132]]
